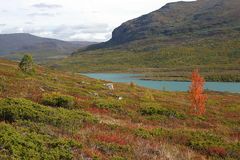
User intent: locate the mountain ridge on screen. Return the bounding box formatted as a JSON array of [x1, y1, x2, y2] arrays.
[[84, 0, 240, 50], [0, 33, 96, 61]]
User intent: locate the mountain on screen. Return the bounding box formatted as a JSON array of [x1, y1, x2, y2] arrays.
[[51, 0, 240, 82], [0, 33, 96, 61], [0, 58, 240, 159], [87, 0, 240, 49], [69, 41, 98, 46]]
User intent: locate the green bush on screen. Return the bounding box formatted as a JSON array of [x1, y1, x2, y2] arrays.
[[188, 131, 224, 150], [151, 128, 169, 137], [111, 156, 127, 160], [135, 127, 170, 139], [139, 103, 186, 119], [94, 98, 125, 113], [19, 54, 35, 74], [0, 123, 82, 160], [42, 92, 75, 109], [134, 128, 152, 139], [0, 98, 97, 127]]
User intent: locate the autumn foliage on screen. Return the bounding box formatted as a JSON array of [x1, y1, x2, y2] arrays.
[[189, 69, 207, 115], [95, 134, 127, 145]]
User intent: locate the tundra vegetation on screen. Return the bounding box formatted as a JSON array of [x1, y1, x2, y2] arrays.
[[0, 58, 239, 159]]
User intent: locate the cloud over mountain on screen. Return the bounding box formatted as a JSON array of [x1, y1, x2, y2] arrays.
[[32, 3, 62, 9], [28, 13, 57, 17]]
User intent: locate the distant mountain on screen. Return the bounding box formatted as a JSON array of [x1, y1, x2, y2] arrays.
[[69, 41, 98, 46], [0, 33, 96, 61], [86, 0, 240, 50]]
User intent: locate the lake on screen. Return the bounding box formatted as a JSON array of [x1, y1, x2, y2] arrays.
[[82, 73, 240, 93]]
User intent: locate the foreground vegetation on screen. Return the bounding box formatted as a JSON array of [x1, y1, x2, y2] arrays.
[[0, 58, 239, 159]]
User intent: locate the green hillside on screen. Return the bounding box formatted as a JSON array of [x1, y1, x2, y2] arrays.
[[49, 37, 240, 82], [0, 58, 239, 159], [49, 0, 240, 81]]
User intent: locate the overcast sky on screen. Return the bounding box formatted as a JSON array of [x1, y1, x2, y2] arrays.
[[0, 0, 194, 42]]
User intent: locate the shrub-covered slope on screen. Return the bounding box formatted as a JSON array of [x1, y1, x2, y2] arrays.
[[50, 37, 240, 82], [0, 58, 239, 159]]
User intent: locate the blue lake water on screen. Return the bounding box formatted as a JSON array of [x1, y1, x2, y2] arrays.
[[82, 73, 240, 93]]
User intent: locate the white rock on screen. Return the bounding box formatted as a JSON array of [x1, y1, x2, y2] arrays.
[[118, 96, 123, 100], [105, 83, 114, 90]]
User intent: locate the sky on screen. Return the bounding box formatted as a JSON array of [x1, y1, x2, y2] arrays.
[[0, 0, 194, 42]]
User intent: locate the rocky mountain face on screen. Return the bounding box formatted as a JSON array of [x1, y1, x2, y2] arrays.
[[87, 0, 240, 49]]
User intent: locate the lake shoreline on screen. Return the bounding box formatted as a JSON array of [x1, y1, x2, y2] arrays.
[[81, 73, 240, 93], [81, 72, 240, 83]]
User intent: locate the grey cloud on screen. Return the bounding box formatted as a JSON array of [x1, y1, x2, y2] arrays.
[[73, 23, 108, 30], [1, 24, 112, 42], [53, 24, 111, 35], [1, 27, 48, 35], [1, 10, 7, 13], [32, 3, 62, 9], [0, 24, 6, 27], [25, 22, 34, 25], [1, 27, 22, 33], [28, 13, 57, 17]]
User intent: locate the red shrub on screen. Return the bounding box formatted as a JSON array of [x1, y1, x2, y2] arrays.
[[95, 134, 127, 145], [189, 69, 207, 115], [73, 134, 82, 142], [86, 107, 109, 114], [207, 146, 227, 157]]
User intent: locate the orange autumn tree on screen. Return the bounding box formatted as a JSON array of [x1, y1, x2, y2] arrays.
[[189, 69, 207, 115]]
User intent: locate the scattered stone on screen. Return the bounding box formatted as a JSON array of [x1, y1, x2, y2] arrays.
[[81, 81, 90, 85], [118, 96, 123, 100], [105, 83, 114, 90], [93, 92, 99, 97], [40, 87, 45, 92]]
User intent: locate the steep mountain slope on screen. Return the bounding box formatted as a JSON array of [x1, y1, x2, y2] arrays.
[[0, 58, 240, 159], [0, 33, 95, 61], [51, 0, 240, 82], [88, 0, 240, 49]]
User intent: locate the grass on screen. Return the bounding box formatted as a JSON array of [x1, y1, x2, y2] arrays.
[[0, 58, 239, 159], [48, 37, 240, 82]]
